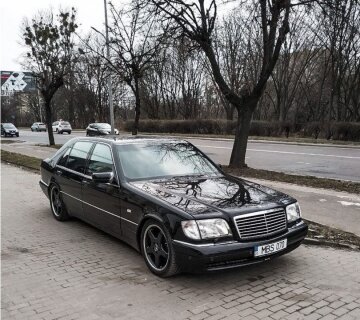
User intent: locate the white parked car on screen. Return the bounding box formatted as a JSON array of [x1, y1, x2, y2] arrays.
[[52, 121, 72, 134]]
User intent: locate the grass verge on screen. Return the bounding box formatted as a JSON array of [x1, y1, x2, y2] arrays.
[[223, 166, 360, 194], [1, 149, 41, 172]]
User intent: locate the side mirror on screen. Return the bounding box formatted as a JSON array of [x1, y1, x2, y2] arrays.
[[92, 172, 113, 184]]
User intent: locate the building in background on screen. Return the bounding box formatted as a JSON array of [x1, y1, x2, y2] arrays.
[[1, 71, 38, 126]]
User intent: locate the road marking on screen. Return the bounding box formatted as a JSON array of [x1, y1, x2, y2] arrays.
[[196, 145, 360, 160], [338, 201, 360, 208]]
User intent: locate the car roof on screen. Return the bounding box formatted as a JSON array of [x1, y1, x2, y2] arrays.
[[71, 135, 186, 146]]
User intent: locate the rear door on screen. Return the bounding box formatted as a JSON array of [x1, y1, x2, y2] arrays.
[[82, 143, 121, 236]]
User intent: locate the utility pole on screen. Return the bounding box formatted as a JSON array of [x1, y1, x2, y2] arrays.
[[104, 0, 115, 134]]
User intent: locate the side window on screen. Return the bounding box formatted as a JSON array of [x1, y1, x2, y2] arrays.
[[87, 144, 113, 175], [66, 141, 93, 174], [57, 147, 71, 167]]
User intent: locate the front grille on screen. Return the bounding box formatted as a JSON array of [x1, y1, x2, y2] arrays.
[[234, 208, 287, 240]]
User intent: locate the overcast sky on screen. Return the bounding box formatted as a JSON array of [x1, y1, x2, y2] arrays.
[[0, 0, 106, 71]]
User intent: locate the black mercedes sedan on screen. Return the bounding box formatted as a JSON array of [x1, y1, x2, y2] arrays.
[[39, 137, 308, 277]]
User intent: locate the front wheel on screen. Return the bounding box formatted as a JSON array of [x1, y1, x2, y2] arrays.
[[49, 184, 70, 221], [68, 131, 71, 135], [141, 220, 180, 277]]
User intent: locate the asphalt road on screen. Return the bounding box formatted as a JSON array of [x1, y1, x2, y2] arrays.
[[9, 129, 360, 182]]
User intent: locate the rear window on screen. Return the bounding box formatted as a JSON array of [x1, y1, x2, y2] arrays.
[[60, 121, 70, 126]]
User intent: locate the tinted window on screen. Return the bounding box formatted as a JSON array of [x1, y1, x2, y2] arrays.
[[87, 144, 113, 175], [60, 121, 70, 126], [66, 141, 93, 174]]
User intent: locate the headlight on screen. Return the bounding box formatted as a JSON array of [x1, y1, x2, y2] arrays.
[[181, 221, 200, 240], [181, 219, 232, 240], [286, 202, 301, 222]]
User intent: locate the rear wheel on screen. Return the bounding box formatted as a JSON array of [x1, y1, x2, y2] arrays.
[[68, 131, 71, 135], [141, 220, 180, 277], [49, 184, 70, 221]]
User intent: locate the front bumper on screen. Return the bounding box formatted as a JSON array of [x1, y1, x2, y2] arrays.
[[173, 220, 308, 272]]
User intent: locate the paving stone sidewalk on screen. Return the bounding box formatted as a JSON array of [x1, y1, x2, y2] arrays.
[[1, 163, 360, 320]]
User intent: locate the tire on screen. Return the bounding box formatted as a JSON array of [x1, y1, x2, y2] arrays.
[[68, 131, 71, 135], [49, 183, 70, 221], [140, 220, 180, 277], [16, 133, 19, 137]]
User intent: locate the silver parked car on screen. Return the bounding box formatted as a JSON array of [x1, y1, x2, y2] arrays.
[[31, 122, 47, 132]]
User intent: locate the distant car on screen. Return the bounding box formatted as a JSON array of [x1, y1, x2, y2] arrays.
[[86, 123, 119, 136], [1, 123, 19, 137], [31, 122, 47, 132], [52, 121, 72, 134]]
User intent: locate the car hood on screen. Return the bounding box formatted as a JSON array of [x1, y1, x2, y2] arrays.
[[130, 175, 293, 217]]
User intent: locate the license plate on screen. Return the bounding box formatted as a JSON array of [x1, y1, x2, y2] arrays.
[[254, 239, 287, 257]]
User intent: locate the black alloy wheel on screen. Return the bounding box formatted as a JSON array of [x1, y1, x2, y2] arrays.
[[49, 184, 69, 221], [141, 220, 179, 277]]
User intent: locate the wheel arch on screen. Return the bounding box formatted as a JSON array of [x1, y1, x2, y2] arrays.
[[136, 213, 165, 252]]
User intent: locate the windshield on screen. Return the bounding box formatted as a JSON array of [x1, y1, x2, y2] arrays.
[[3, 123, 16, 129], [116, 142, 220, 181], [96, 123, 111, 129]]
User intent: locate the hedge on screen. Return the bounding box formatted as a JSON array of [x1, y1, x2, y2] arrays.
[[122, 119, 360, 141]]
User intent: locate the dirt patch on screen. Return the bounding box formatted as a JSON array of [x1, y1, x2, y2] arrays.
[[1, 139, 25, 144], [304, 219, 360, 250], [35, 144, 62, 149]]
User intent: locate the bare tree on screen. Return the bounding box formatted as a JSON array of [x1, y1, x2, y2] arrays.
[[87, 1, 168, 134], [22, 8, 78, 145], [149, 0, 309, 167]]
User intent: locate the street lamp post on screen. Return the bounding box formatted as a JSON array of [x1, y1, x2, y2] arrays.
[[104, 0, 115, 135]]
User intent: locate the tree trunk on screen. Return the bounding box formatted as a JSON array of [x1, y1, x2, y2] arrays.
[[229, 106, 254, 168], [44, 99, 55, 146], [132, 77, 141, 135]]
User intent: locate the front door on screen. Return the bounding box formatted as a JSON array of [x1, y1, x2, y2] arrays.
[[81, 143, 121, 237], [56, 141, 94, 217]]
